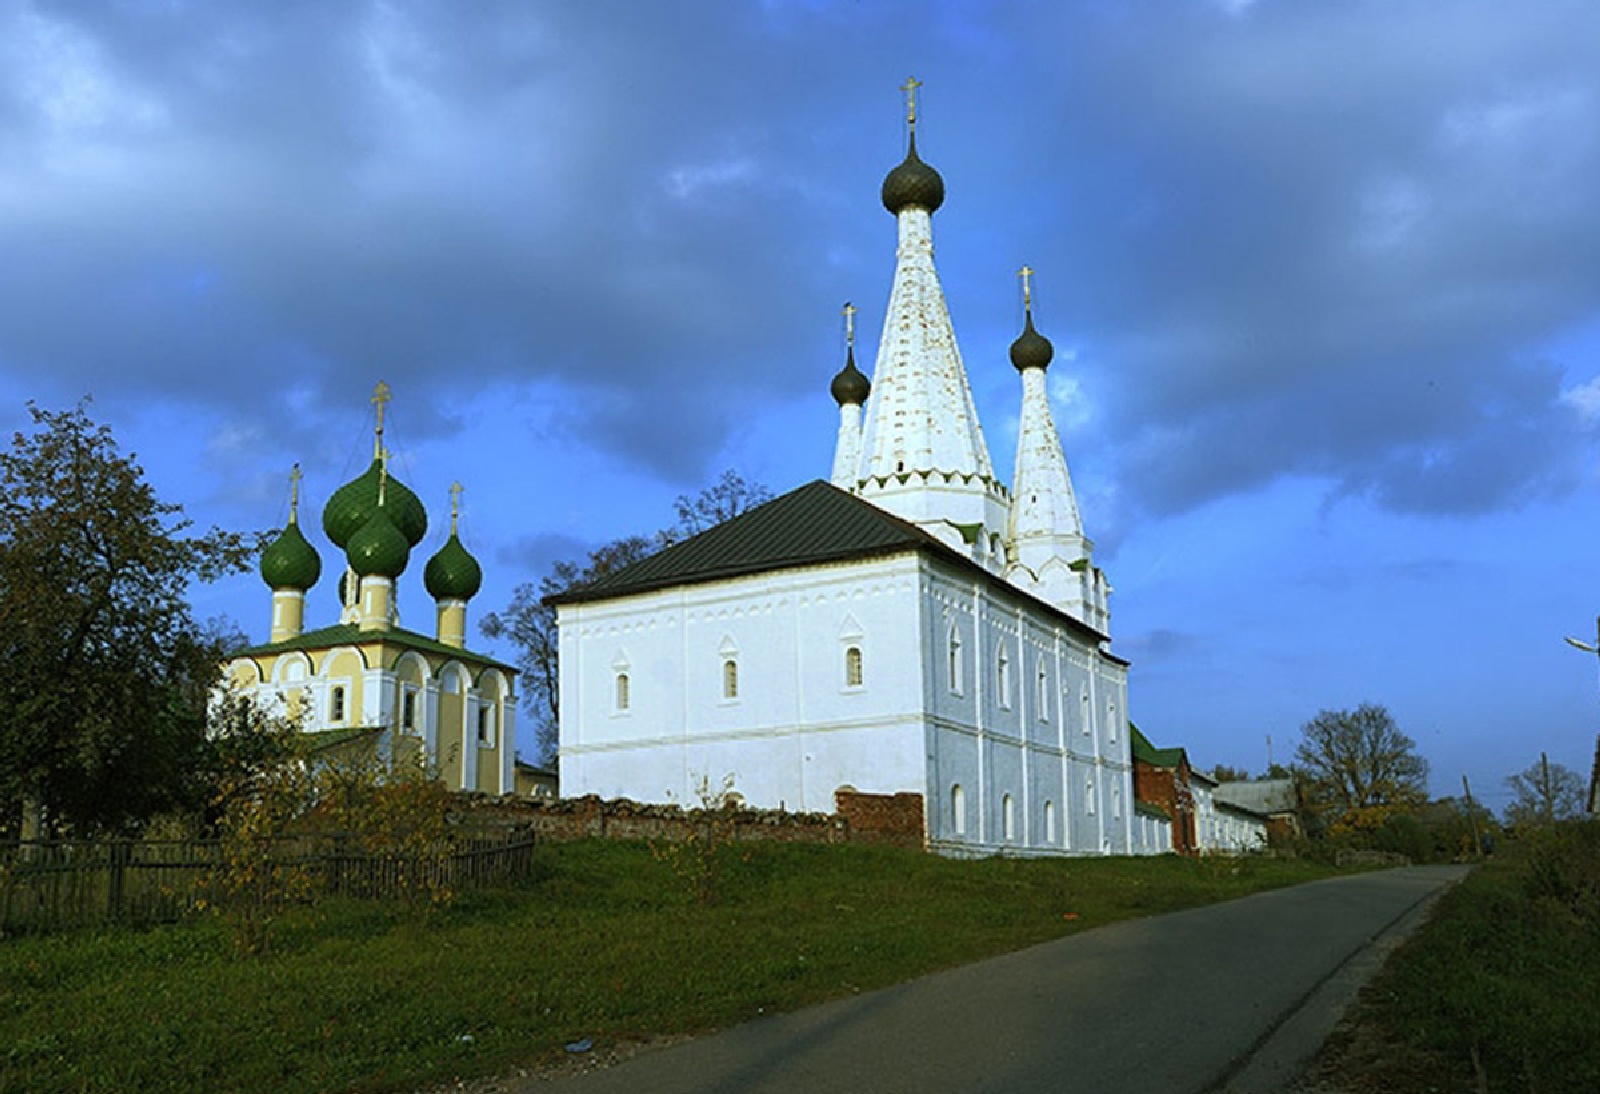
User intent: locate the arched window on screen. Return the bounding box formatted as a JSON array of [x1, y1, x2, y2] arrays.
[[722, 658, 739, 700], [615, 672, 630, 712], [330, 685, 346, 724], [1081, 686, 1091, 735], [1003, 794, 1016, 841], [952, 784, 967, 836], [1085, 777, 1096, 815], [1045, 800, 1057, 844], [948, 627, 964, 695], [401, 688, 416, 730], [997, 645, 1011, 709], [844, 645, 864, 688], [1108, 699, 1119, 742], [1036, 664, 1049, 721], [477, 703, 495, 747], [1113, 785, 1123, 820]]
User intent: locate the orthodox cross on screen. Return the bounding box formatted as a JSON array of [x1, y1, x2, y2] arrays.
[[901, 76, 922, 129], [1019, 265, 1035, 313], [843, 301, 857, 349], [371, 380, 392, 458]]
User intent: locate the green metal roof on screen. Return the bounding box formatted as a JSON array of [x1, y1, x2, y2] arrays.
[[235, 622, 515, 673], [1130, 722, 1188, 769], [550, 480, 1116, 650]]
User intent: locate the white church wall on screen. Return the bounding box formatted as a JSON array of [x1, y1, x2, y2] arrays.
[[559, 555, 930, 814]]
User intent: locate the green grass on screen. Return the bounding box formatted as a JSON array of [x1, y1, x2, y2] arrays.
[[1329, 821, 1600, 1093], [1, 841, 1343, 1094]]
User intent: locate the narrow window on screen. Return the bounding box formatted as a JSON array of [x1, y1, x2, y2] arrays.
[[1113, 785, 1123, 820], [1109, 700, 1119, 742], [952, 784, 967, 836], [997, 646, 1011, 709], [722, 658, 739, 700], [1086, 777, 1096, 815], [615, 672, 631, 711], [1003, 794, 1016, 841], [401, 689, 416, 730], [1045, 800, 1057, 844], [1081, 687, 1091, 735], [330, 685, 346, 723], [948, 628, 964, 695], [1036, 664, 1049, 721], [844, 646, 863, 688], [477, 704, 494, 747]]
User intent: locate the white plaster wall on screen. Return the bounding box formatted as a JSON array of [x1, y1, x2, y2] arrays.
[[560, 556, 929, 814]]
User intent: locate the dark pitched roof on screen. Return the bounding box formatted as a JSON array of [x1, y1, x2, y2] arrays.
[[551, 480, 1116, 650], [1130, 723, 1187, 769], [1215, 779, 1298, 816], [554, 480, 941, 603], [236, 622, 515, 673]]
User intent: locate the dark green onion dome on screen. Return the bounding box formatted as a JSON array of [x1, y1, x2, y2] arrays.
[[1010, 313, 1055, 373], [321, 459, 428, 550], [881, 133, 945, 215], [259, 518, 322, 591], [830, 345, 871, 406], [345, 502, 411, 578], [424, 532, 483, 601]]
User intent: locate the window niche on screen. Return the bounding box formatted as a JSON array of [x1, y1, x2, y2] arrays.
[[844, 645, 864, 689], [330, 685, 347, 724], [718, 636, 740, 702]]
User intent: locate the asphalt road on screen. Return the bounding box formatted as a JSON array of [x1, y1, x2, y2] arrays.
[[537, 865, 1467, 1094]]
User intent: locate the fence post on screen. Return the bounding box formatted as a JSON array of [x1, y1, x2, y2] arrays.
[[106, 840, 131, 920]]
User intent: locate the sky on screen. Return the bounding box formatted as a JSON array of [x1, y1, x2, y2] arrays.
[[3, 0, 1599, 812]]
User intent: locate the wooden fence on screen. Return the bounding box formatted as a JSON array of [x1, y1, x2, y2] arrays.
[[0, 831, 538, 934]]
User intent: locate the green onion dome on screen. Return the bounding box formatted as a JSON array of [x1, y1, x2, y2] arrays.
[[345, 503, 410, 579], [259, 517, 322, 591], [830, 345, 871, 406], [1009, 313, 1055, 372], [322, 459, 428, 550], [881, 133, 945, 215], [424, 532, 483, 601]]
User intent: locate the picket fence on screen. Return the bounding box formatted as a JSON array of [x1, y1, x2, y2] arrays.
[[0, 830, 537, 933]]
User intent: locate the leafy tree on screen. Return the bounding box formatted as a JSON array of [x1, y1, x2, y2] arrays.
[[483, 471, 770, 762], [1211, 764, 1252, 783], [0, 402, 256, 835], [1294, 703, 1429, 830], [1504, 754, 1586, 828]]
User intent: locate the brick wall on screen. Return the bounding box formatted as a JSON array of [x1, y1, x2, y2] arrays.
[[1133, 760, 1197, 855], [457, 790, 925, 849]]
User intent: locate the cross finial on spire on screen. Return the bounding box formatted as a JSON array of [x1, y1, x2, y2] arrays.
[[371, 380, 392, 459], [288, 462, 303, 521], [1019, 265, 1035, 314], [843, 301, 857, 348], [449, 481, 463, 534], [901, 76, 922, 131]]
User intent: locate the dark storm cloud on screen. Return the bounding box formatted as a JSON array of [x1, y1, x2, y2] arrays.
[[4, 0, 1599, 509]]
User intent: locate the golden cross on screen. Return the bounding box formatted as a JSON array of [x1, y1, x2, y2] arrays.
[[843, 302, 856, 348], [288, 462, 303, 520], [450, 481, 463, 533], [1019, 265, 1035, 312], [901, 77, 922, 128], [371, 380, 392, 458]]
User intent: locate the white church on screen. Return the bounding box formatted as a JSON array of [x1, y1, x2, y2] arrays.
[[555, 87, 1160, 856]]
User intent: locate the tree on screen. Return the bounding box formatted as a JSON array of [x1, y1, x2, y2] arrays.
[[0, 403, 256, 835], [1294, 703, 1429, 830], [1211, 764, 1252, 783], [482, 471, 771, 762], [1504, 754, 1586, 829]]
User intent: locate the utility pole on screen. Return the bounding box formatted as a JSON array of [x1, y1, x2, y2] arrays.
[[1462, 774, 1483, 860]]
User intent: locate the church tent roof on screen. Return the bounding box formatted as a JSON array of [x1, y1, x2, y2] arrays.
[[553, 480, 1117, 652]]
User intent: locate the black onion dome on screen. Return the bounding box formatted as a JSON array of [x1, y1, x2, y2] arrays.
[[345, 503, 410, 579], [322, 459, 428, 549], [1009, 313, 1055, 372], [829, 346, 871, 406], [424, 533, 483, 601], [259, 518, 322, 591], [881, 133, 945, 215]]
